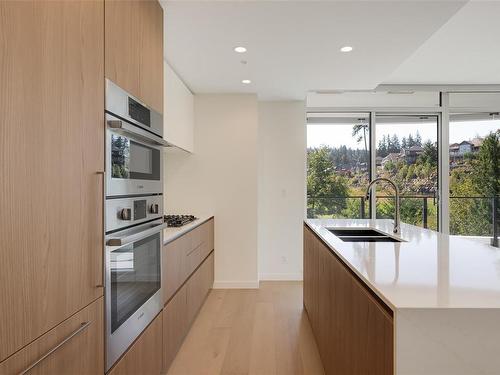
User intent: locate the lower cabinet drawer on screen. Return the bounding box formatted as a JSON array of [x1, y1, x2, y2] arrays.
[[185, 244, 202, 280], [163, 252, 214, 374], [186, 252, 214, 325], [162, 285, 188, 373], [0, 298, 104, 375], [108, 311, 163, 375]]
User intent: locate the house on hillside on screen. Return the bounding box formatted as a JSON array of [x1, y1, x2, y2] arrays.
[[381, 153, 401, 167], [401, 145, 423, 164], [470, 137, 483, 151], [450, 138, 484, 164], [458, 140, 474, 155]]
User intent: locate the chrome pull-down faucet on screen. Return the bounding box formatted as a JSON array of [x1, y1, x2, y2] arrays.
[[365, 177, 401, 235]]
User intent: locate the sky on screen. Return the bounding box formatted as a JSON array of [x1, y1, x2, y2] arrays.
[[307, 119, 500, 149]]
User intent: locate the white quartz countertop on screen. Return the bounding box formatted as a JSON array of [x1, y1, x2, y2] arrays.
[[163, 215, 214, 245], [305, 219, 500, 310]]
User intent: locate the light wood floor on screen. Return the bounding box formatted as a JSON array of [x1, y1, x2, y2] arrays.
[[167, 281, 325, 375]]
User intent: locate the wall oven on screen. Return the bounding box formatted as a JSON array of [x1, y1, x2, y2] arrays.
[[105, 79, 168, 197], [105, 78, 167, 371], [105, 219, 165, 371]]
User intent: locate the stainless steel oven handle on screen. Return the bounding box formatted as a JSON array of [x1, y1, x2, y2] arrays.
[[19, 322, 92, 375], [107, 119, 169, 147], [106, 223, 167, 247]]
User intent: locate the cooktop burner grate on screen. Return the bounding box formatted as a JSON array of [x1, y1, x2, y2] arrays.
[[164, 214, 197, 227]]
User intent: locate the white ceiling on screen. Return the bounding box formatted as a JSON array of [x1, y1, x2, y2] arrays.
[[385, 1, 500, 85], [161, 1, 498, 100]]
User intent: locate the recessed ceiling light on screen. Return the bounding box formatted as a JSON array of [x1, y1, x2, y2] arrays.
[[340, 46, 353, 52], [234, 46, 247, 53], [242, 79, 251, 84]]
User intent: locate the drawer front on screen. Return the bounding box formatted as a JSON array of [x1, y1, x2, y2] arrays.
[[163, 234, 189, 303], [186, 253, 214, 325], [189, 224, 204, 251], [0, 298, 104, 375], [206, 219, 214, 257], [163, 252, 214, 374], [185, 244, 202, 279], [162, 285, 188, 373], [108, 311, 163, 375]]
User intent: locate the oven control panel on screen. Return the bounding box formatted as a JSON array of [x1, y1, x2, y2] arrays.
[[106, 195, 163, 233]]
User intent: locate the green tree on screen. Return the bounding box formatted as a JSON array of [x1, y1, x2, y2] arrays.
[[415, 131, 422, 146], [473, 131, 500, 239], [473, 131, 500, 198], [307, 146, 349, 217], [450, 169, 489, 236], [352, 122, 369, 155], [418, 141, 437, 167]]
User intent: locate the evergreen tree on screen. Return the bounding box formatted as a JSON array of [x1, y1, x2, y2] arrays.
[[415, 131, 422, 146], [391, 134, 401, 153], [473, 131, 500, 198], [401, 136, 407, 149], [418, 141, 437, 167], [408, 134, 414, 148]]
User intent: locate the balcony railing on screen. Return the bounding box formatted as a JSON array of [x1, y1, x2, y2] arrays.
[[307, 195, 499, 243]]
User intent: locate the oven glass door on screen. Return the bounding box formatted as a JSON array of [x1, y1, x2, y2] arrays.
[[111, 134, 160, 181], [110, 232, 161, 333]]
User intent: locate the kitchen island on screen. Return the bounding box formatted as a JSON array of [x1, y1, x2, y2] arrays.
[[304, 219, 500, 375]]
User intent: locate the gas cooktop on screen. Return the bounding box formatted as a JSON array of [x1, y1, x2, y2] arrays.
[[164, 214, 197, 228]]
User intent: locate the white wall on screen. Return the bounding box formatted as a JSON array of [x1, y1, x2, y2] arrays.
[[164, 61, 194, 152], [257, 101, 306, 280], [164, 94, 259, 288]]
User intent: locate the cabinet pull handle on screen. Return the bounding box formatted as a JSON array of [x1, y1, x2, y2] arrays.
[[96, 170, 105, 288], [19, 321, 92, 375]]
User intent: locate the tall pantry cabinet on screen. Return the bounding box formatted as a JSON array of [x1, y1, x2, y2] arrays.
[[0, 0, 105, 371]]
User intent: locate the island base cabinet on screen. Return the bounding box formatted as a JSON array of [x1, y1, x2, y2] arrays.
[[303, 225, 394, 375], [0, 298, 104, 375], [162, 252, 214, 374], [107, 311, 163, 375]]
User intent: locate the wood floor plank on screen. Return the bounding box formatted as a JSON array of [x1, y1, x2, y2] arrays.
[[219, 290, 257, 375], [249, 302, 276, 375], [167, 282, 324, 375]]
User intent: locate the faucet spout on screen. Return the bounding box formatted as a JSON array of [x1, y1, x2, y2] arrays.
[[365, 177, 400, 234]]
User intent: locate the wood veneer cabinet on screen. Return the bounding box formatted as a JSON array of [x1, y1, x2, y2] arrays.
[[303, 225, 394, 375], [105, 0, 163, 113], [0, 0, 104, 362], [163, 252, 214, 374], [0, 298, 104, 375], [108, 312, 163, 375], [163, 218, 215, 302]]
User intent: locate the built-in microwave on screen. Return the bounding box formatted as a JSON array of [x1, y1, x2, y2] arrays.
[[105, 219, 165, 371], [105, 79, 168, 197], [106, 79, 164, 139]]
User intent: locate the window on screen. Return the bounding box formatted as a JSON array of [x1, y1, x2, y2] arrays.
[[449, 113, 500, 237], [306, 113, 370, 219], [375, 115, 439, 230], [306, 97, 500, 244]]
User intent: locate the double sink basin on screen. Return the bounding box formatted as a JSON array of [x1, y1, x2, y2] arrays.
[[328, 228, 404, 242]]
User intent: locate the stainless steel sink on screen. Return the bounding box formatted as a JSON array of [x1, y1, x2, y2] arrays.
[[328, 228, 404, 243]]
